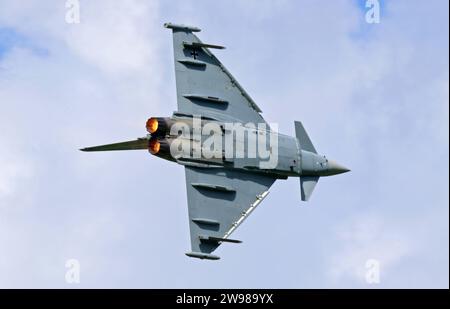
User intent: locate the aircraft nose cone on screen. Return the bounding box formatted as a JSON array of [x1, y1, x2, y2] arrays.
[[327, 160, 350, 175]]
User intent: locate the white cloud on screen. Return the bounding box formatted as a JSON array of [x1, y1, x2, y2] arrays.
[[0, 0, 167, 287], [64, 1, 161, 75], [0, 152, 32, 200], [327, 214, 416, 286]]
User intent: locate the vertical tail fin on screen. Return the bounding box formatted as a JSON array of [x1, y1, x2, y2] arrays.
[[80, 138, 148, 152]]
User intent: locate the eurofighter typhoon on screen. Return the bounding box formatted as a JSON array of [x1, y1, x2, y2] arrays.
[[81, 23, 350, 260]]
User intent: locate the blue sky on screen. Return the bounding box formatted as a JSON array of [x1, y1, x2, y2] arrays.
[[0, 0, 448, 288]]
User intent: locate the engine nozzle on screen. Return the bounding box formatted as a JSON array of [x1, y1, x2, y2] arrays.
[[148, 138, 161, 154], [146, 117, 159, 134], [148, 137, 173, 156]]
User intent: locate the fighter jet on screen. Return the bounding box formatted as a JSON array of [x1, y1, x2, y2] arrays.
[[81, 23, 349, 260]]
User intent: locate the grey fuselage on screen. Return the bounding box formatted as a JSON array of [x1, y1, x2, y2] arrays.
[[151, 118, 341, 179]]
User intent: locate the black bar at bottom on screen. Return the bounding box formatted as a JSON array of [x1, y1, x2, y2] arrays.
[[0, 289, 448, 307]]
